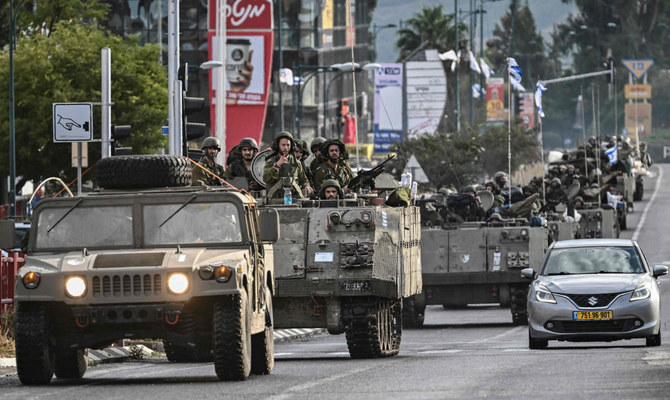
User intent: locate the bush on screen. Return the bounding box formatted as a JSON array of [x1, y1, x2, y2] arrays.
[[0, 307, 16, 354]]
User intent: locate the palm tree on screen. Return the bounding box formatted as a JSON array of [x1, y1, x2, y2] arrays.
[[395, 5, 464, 61]]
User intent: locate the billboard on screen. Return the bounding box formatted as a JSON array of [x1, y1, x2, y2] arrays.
[[373, 63, 403, 153], [486, 78, 505, 121], [405, 53, 447, 138], [625, 102, 652, 138], [208, 0, 273, 155]]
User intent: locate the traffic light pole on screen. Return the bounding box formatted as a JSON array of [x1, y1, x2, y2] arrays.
[[101, 48, 112, 158], [167, 0, 181, 156]]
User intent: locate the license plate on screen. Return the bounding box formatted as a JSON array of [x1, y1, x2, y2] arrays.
[[573, 310, 613, 320], [340, 281, 371, 292]]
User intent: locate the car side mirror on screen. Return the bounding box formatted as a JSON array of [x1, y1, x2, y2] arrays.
[[258, 208, 280, 243], [0, 220, 16, 251], [521, 268, 535, 280], [652, 265, 668, 278]]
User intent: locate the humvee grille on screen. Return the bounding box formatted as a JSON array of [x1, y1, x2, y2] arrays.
[[92, 274, 163, 297]]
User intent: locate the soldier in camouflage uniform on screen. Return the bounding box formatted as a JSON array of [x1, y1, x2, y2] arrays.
[[263, 131, 313, 198], [309, 137, 327, 176], [294, 139, 313, 186], [224, 137, 260, 190], [312, 139, 355, 192], [192, 137, 225, 186], [317, 179, 343, 200]]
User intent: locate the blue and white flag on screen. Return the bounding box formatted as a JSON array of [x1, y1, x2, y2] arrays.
[[506, 57, 522, 83], [605, 145, 618, 165], [472, 83, 485, 98], [534, 81, 547, 118], [469, 50, 482, 74], [480, 58, 495, 80]]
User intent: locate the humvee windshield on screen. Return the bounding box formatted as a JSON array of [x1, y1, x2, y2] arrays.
[[36, 206, 133, 249], [34, 201, 243, 250]]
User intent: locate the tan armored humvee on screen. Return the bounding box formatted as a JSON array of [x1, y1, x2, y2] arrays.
[[2, 155, 279, 385]]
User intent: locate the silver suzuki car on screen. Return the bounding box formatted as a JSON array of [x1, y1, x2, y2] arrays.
[[522, 239, 667, 349]]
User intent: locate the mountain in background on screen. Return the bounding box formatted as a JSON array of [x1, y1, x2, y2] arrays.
[[371, 0, 579, 64]]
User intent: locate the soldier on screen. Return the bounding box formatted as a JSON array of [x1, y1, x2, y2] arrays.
[[192, 137, 225, 186], [309, 137, 327, 175], [312, 139, 355, 192], [262, 131, 313, 198], [573, 196, 585, 209], [294, 139, 313, 186], [318, 179, 343, 200], [459, 185, 486, 222], [484, 181, 505, 208], [224, 137, 260, 190], [494, 171, 508, 189]]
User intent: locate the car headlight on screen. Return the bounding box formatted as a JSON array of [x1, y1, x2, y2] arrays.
[[534, 283, 556, 304], [65, 276, 87, 298], [22, 271, 41, 289], [167, 273, 190, 294], [630, 282, 651, 302]]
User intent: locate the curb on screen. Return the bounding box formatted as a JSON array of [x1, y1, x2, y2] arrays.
[[0, 328, 328, 369]]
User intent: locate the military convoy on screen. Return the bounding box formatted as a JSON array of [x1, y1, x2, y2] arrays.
[[2, 155, 279, 384]]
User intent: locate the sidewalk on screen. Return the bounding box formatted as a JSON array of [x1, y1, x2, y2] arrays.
[[0, 328, 326, 369]]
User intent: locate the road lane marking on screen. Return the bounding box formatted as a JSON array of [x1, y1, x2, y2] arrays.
[[418, 349, 463, 354], [465, 326, 524, 344], [632, 166, 663, 241]]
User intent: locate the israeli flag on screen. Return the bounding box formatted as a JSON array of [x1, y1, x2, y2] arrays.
[[605, 145, 618, 165], [506, 57, 523, 83], [535, 81, 547, 118]]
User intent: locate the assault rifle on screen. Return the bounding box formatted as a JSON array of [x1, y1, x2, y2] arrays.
[[348, 154, 396, 191]]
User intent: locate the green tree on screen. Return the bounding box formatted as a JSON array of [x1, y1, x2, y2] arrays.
[[395, 5, 465, 61], [0, 21, 167, 191]]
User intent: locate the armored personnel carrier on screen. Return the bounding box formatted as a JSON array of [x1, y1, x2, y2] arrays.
[[3, 155, 279, 384], [251, 152, 422, 358]]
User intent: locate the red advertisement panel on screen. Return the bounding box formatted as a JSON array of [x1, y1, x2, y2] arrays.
[[486, 78, 505, 122], [208, 0, 273, 155]]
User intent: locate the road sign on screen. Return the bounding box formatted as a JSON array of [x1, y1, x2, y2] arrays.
[[621, 59, 654, 79], [53, 103, 93, 142], [624, 84, 652, 99], [404, 155, 429, 183]]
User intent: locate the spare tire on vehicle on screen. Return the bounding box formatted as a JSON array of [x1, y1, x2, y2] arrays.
[[96, 155, 192, 189]]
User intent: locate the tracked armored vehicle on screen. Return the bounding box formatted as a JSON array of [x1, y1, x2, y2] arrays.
[[252, 152, 422, 358], [4, 155, 278, 384]]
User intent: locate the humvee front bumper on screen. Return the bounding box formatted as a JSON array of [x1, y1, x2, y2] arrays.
[[72, 303, 184, 326]]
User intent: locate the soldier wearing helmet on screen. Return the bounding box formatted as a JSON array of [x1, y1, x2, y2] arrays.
[[318, 179, 343, 200], [309, 137, 327, 174], [494, 171, 507, 189], [312, 139, 355, 192], [294, 139, 313, 185], [263, 131, 313, 198], [224, 137, 260, 190], [192, 137, 225, 186]]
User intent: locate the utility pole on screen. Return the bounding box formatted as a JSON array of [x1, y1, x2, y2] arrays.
[[167, 0, 181, 155], [454, 0, 460, 132]]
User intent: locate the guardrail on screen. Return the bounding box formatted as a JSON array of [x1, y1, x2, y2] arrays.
[[1, 251, 24, 312]]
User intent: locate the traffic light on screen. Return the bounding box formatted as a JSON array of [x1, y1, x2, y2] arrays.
[[178, 63, 206, 155], [514, 93, 522, 116], [111, 125, 132, 156]]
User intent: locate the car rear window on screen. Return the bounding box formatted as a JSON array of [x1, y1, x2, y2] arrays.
[[543, 246, 644, 275]]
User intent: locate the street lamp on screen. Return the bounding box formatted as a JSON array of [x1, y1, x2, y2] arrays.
[[292, 64, 342, 139], [580, 24, 601, 70], [323, 63, 381, 139], [8, 0, 27, 217], [371, 23, 397, 61]]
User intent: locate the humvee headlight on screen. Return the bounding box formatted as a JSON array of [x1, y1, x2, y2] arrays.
[[22, 271, 40, 289], [198, 266, 214, 280], [215, 266, 232, 283], [65, 276, 87, 298], [167, 273, 189, 294]]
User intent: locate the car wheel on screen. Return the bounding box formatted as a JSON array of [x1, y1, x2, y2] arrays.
[[528, 331, 548, 350], [646, 331, 661, 347], [213, 294, 252, 380]]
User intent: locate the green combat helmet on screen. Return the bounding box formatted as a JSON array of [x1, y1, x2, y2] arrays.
[[201, 137, 221, 151], [239, 137, 259, 152], [310, 137, 327, 154]]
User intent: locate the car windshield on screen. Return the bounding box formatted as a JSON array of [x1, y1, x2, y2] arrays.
[[543, 246, 645, 275], [143, 202, 242, 245], [35, 206, 133, 249]]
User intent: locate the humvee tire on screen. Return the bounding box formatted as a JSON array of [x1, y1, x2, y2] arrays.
[[251, 288, 274, 375], [213, 295, 252, 381], [54, 349, 86, 379], [96, 155, 191, 189], [15, 302, 54, 385], [344, 298, 402, 358]]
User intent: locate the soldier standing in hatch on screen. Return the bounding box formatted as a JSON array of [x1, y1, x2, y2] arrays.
[[224, 137, 260, 190], [294, 139, 313, 186], [192, 137, 225, 186], [309, 137, 327, 176], [312, 139, 355, 193], [318, 179, 343, 200], [262, 131, 313, 198]]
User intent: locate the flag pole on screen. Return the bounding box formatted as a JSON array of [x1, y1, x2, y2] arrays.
[[507, 59, 512, 205]]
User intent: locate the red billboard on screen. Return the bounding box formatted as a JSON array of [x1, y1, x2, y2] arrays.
[[208, 0, 273, 155]]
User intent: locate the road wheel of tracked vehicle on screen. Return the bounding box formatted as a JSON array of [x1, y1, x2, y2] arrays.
[[528, 331, 548, 350], [96, 155, 192, 189], [344, 298, 402, 358], [251, 288, 274, 375], [54, 349, 86, 379], [15, 302, 54, 385], [646, 330, 662, 347], [213, 294, 251, 381], [634, 180, 644, 201], [402, 296, 425, 328]]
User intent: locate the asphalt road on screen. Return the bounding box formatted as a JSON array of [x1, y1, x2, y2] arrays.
[[0, 164, 669, 399]]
